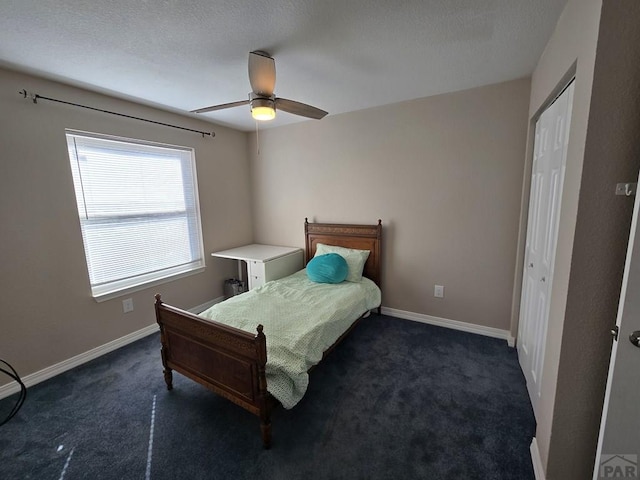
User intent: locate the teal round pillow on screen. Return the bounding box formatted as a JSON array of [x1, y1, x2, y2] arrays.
[[306, 253, 348, 284]]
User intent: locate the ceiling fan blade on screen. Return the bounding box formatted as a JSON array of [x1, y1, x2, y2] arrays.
[[275, 98, 328, 120], [191, 99, 249, 114], [249, 51, 276, 96]]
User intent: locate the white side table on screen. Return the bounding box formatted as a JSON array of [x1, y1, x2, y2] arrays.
[[211, 244, 304, 290]]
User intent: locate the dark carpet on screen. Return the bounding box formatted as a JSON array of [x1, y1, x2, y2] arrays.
[[0, 314, 535, 479]]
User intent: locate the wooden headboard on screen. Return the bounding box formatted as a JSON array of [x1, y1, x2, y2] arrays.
[[304, 218, 382, 288]]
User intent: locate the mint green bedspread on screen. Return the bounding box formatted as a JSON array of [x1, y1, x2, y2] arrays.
[[198, 269, 381, 409]]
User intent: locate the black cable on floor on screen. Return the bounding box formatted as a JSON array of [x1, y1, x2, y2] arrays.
[[0, 359, 26, 426]]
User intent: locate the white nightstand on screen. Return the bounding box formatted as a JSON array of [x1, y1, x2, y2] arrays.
[[211, 244, 304, 290]]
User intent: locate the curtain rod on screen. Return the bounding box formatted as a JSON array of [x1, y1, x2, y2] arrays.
[[18, 89, 215, 138]]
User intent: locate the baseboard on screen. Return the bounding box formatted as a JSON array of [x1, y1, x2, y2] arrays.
[[1, 300, 509, 400], [530, 437, 546, 480], [0, 296, 226, 400], [507, 334, 516, 348], [380, 306, 511, 342], [0, 323, 159, 400]]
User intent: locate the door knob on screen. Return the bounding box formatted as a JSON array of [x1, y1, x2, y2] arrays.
[[630, 331, 640, 348]]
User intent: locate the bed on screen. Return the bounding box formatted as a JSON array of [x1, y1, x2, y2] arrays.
[[154, 219, 382, 448]]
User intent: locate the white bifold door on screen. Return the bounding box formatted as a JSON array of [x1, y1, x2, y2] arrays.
[[517, 80, 575, 418]]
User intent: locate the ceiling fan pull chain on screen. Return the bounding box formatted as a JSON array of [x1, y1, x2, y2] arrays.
[[255, 120, 261, 156]]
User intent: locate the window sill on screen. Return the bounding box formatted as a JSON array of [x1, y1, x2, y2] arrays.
[[93, 266, 205, 302]]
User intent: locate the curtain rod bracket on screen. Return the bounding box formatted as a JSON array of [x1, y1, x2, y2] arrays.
[[18, 89, 37, 103]]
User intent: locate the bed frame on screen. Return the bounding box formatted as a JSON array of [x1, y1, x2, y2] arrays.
[[154, 219, 382, 448]]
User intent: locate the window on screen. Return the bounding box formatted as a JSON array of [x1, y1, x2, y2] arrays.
[[66, 130, 205, 300]]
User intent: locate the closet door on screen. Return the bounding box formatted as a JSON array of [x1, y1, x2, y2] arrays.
[[517, 81, 574, 417]]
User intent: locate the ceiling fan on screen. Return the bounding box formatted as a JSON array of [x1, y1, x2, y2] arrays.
[[191, 51, 328, 122]]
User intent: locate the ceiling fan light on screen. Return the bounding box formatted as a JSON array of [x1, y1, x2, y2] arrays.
[[251, 106, 276, 121], [251, 98, 276, 121]]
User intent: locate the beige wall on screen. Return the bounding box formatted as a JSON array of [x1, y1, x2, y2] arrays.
[[518, 0, 640, 478], [248, 78, 531, 332], [0, 67, 252, 389]]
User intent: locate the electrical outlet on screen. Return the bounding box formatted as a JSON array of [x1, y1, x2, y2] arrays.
[[434, 285, 444, 298], [122, 298, 134, 313]]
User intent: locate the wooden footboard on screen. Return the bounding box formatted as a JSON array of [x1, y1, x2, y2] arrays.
[[154, 294, 275, 448]]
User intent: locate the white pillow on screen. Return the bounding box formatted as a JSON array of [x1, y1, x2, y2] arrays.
[[314, 243, 370, 282]]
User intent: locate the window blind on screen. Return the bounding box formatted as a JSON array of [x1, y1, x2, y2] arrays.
[[66, 130, 205, 299]]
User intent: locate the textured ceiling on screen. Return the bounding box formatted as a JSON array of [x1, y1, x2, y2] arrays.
[[0, 0, 567, 132]]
